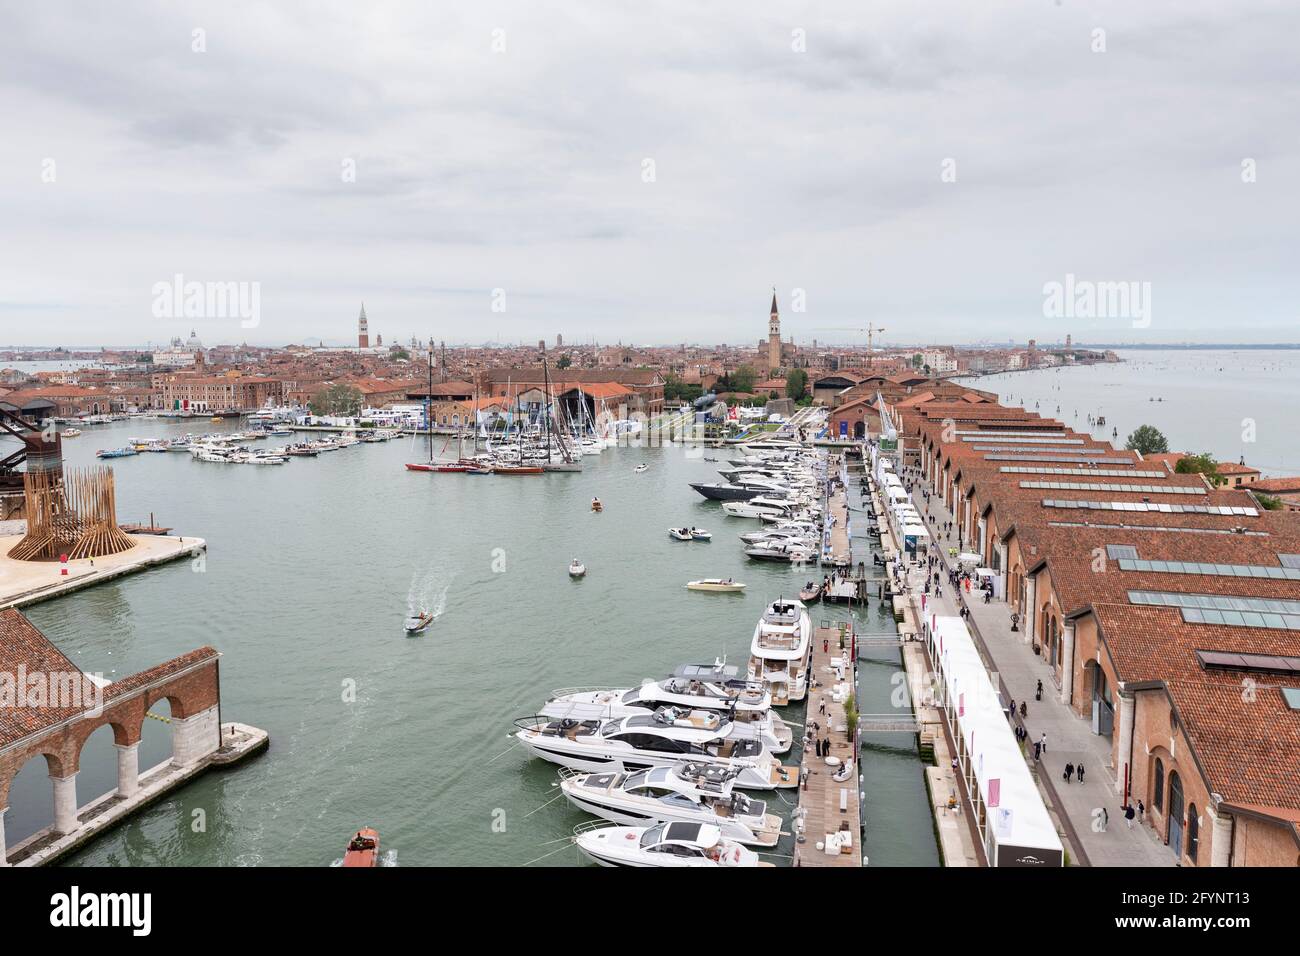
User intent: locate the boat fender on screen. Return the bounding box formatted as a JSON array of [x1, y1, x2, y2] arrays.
[[625, 833, 637, 840]]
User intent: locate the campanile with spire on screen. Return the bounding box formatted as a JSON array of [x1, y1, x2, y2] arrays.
[[357, 302, 369, 349], [767, 289, 781, 373]]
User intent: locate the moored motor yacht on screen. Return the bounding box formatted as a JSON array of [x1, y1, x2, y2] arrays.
[[573, 820, 762, 867], [544, 663, 792, 752], [744, 541, 818, 563], [748, 599, 812, 705], [513, 707, 797, 790], [560, 762, 782, 846]]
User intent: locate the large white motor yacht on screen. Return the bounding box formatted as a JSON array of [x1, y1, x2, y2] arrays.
[[574, 821, 762, 867], [561, 761, 782, 846], [513, 707, 797, 790], [747, 599, 813, 705], [544, 663, 792, 752]]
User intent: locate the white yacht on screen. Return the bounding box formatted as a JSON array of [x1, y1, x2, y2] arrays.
[[747, 599, 812, 705], [574, 821, 762, 868], [745, 541, 818, 563], [544, 663, 792, 752], [722, 496, 810, 520], [560, 762, 782, 846], [513, 707, 797, 790]]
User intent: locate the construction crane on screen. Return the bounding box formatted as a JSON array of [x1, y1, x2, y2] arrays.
[[811, 324, 888, 368]]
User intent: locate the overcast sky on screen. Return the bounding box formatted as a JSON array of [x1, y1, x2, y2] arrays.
[[2, 1, 1298, 348]]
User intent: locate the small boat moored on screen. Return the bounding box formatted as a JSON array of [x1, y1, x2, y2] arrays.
[[798, 581, 823, 604]]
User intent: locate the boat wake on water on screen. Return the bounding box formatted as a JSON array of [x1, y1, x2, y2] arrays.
[[406, 565, 454, 627]]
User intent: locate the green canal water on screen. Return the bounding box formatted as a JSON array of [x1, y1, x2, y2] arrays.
[[9, 422, 939, 867]]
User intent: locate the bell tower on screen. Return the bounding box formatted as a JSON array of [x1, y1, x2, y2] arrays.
[[767, 289, 781, 373], [357, 302, 369, 349]]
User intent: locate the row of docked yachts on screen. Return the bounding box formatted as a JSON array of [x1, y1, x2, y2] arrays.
[[514, 598, 813, 866], [690, 443, 829, 565]]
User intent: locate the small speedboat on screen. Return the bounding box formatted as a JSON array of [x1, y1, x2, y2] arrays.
[[689, 529, 712, 541], [62, 428, 82, 437], [342, 827, 380, 868], [798, 581, 823, 604], [591, 498, 603, 512], [686, 579, 746, 593], [668, 527, 693, 541], [570, 559, 587, 578], [634, 463, 649, 473], [405, 611, 435, 634]]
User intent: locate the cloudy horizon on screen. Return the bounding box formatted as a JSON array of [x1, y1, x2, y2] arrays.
[[3, 1, 1298, 348]]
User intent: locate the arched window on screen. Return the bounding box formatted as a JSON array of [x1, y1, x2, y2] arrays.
[[1187, 804, 1199, 863], [1153, 758, 1165, 811]]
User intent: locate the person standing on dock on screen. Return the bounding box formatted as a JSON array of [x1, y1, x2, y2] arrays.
[[1039, 732, 1048, 754]]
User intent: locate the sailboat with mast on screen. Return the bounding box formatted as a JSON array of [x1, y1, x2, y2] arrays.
[[405, 342, 475, 472]]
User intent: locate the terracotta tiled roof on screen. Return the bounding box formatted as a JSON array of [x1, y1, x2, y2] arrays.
[[0, 610, 96, 748]]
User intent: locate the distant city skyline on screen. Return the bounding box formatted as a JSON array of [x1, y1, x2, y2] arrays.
[[3, 2, 1299, 347]]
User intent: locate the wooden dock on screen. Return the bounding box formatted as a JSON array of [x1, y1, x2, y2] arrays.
[[825, 456, 852, 567], [794, 623, 863, 867]]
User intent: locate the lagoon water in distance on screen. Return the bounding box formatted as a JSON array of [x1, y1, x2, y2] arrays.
[[9, 422, 938, 867], [964, 348, 1300, 475]]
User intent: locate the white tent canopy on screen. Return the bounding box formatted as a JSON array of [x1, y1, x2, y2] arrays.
[[926, 614, 1064, 867]]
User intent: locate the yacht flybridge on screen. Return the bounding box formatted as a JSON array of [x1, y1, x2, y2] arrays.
[[544, 662, 793, 752], [513, 706, 797, 790], [560, 761, 783, 846], [747, 599, 813, 705]]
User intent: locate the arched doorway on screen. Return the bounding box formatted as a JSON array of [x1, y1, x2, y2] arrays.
[[1086, 662, 1114, 738], [853, 421, 865, 439], [1168, 772, 1185, 859]]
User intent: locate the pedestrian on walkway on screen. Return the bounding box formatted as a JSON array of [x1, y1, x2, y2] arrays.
[[1077, 763, 1085, 783], [1033, 740, 1042, 761], [1064, 762, 1074, 783], [1035, 679, 1043, 702], [1019, 701, 1027, 719], [1137, 800, 1145, 823], [815, 737, 823, 757], [1124, 804, 1135, 829], [1039, 732, 1047, 753]]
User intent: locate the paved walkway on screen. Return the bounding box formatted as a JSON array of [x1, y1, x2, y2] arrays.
[[902, 475, 1172, 867]]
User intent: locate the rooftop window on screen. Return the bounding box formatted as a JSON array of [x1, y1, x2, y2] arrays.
[[1195, 650, 1300, 676], [1043, 500, 1257, 517], [1119, 558, 1300, 580], [1022, 481, 1204, 495]]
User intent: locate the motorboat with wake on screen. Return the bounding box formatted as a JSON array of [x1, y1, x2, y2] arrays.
[[342, 828, 380, 867], [569, 558, 587, 578], [513, 707, 797, 790], [405, 610, 435, 634], [560, 762, 783, 846], [573, 821, 763, 867]]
